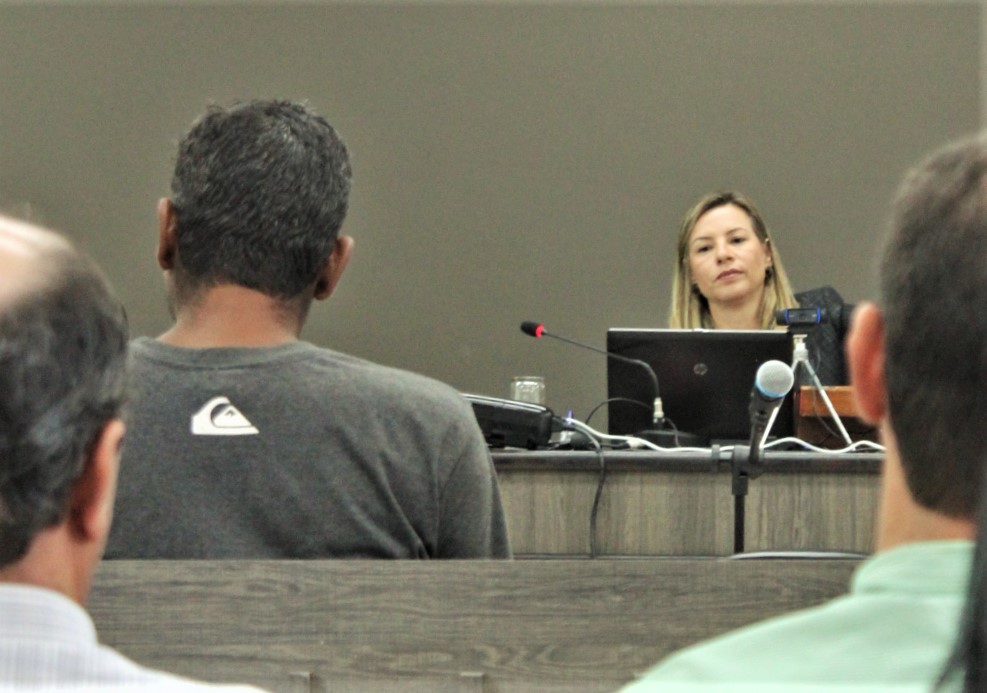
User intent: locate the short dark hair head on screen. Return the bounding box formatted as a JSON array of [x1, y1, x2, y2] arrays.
[[880, 134, 987, 518], [0, 231, 129, 567], [170, 99, 352, 300]]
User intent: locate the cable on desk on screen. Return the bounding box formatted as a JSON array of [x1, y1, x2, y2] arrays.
[[764, 437, 885, 455], [588, 443, 606, 560], [563, 418, 607, 558], [564, 417, 885, 456], [583, 397, 650, 428]]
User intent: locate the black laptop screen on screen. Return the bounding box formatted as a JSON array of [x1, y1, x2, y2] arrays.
[[606, 329, 794, 444]]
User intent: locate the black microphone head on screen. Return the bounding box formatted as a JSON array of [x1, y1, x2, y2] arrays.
[[755, 360, 795, 399], [520, 321, 544, 338]]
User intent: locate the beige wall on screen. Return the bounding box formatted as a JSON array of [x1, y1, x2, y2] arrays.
[[0, 1, 979, 421]]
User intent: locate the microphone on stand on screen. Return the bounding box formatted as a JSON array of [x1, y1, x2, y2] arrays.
[[519, 321, 693, 446], [747, 359, 795, 464], [731, 358, 795, 554]]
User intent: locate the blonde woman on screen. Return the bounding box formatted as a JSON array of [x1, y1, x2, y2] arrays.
[[669, 191, 850, 385]]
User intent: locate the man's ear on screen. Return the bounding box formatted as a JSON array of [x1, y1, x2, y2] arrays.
[[68, 419, 125, 544], [314, 235, 355, 301], [156, 198, 178, 271], [847, 302, 887, 425]]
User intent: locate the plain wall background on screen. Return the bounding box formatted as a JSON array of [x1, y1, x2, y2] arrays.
[[0, 1, 981, 424]]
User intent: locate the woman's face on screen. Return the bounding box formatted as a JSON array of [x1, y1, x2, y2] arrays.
[[686, 203, 773, 313]]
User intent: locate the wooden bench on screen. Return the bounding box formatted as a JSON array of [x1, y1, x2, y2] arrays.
[[89, 558, 861, 692]]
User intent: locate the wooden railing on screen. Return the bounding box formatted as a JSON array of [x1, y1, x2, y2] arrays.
[[90, 557, 861, 693]]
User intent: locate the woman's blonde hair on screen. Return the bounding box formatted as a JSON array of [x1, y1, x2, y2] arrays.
[[669, 191, 797, 328]]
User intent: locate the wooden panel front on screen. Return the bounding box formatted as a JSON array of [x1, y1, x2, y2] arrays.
[[90, 558, 861, 693], [494, 452, 880, 557]]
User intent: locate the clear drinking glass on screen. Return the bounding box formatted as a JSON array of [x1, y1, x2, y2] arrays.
[[510, 376, 546, 405]]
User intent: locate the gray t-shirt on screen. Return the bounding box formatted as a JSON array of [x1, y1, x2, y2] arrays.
[[105, 338, 511, 559]]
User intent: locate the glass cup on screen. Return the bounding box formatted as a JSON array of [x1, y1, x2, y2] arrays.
[[510, 376, 546, 405]]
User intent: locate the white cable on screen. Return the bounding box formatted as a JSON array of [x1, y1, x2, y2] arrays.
[[792, 335, 853, 446], [562, 417, 710, 452], [764, 436, 885, 455], [563, 416, 884, 455]]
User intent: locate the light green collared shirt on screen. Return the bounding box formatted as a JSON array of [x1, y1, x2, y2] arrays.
[[620, 541, 973, 690]]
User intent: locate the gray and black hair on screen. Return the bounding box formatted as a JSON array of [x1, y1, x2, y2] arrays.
[[0, 242, 129, 567], [170, 99, 352, 301], [888, 134, 987, 692], [881, 135, 987, 519]]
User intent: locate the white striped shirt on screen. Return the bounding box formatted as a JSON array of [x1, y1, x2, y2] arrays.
[[0, 584, 265, 692]]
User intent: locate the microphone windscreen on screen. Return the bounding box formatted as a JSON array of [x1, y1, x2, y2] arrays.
[[755, 359, 795, 399], [520, 321, 544, 338]]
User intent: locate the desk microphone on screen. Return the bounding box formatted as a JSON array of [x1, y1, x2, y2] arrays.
[[519, 321, 663, 426], [747, 359, 795, 462]]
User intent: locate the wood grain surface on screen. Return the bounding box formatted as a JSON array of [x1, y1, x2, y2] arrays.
[[494, 452, 880, 556], [90, 558, 860, 692]]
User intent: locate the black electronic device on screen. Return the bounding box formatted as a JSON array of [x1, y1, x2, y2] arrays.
[[775, 307, 823, 328], [606, 329, 795, 445], [462, 393, 555, 449]]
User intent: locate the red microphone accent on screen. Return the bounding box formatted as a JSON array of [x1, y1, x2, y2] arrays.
[[520, 321, 545, 338]]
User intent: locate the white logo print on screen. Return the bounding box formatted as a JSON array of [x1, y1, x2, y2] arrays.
[[191, 396, 259, 436]]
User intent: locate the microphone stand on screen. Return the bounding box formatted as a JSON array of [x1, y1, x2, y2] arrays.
[[730, 362, 790, 554], [520, 321, 700, 447], [730, 438, 766, 554]]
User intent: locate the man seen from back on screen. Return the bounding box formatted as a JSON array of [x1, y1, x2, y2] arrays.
[[105, 99, 510, 559]]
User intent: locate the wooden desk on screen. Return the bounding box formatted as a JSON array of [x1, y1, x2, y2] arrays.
[[493, 450, 882, 557]]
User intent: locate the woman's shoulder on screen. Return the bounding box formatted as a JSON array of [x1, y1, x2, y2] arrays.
[[795, 285, 844, 309], [795, 285, 854, 352]]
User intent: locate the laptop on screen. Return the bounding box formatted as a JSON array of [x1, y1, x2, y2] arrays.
[[606, 329, 795, 445]]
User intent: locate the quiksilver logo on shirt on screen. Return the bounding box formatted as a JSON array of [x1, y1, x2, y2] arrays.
[[191, 396, 259, 436]]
